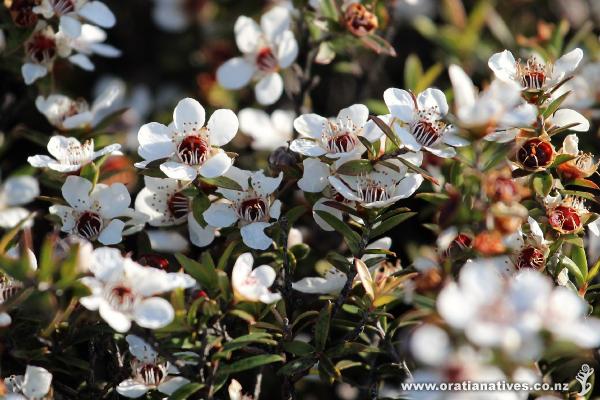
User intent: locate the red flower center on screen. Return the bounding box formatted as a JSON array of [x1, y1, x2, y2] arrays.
[[326, 133, 358, 153], [239, 198, 268, 222], [138, 364, 166, 387], [26, 32, 57, 64], [76, 211, 103, 239], [412, 119, 442, 147], [548, 205, 581, 233], [52, 0, 76, 15], [359, 183, 387, 203], [177, 135, 210, 165], [517, 138, 554, 170], [256, 47, 278, 73], [516, 246, 545, 270], [106, 285, 136, 311], [167, 192, 190, 219]]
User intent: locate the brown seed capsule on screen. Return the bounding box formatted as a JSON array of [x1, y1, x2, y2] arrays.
[[343, 3, 378, 37], [516, 137, 555, 171], [515, 246, 546, 270], [548, 205, 582, 234]]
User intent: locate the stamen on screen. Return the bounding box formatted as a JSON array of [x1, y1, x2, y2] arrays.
[[75, 211, 103, 239], [238, 198, 268, 222], [177, 135, 210, 165], [167, 192, 190, 219], [256, 47, 278, 73]]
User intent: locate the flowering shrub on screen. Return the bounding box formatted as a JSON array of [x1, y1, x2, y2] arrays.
[[1, 1, 600, 399]]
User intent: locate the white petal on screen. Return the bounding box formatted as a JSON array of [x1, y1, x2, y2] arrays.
[[396, 126, 421, 150], [98, 219, 125, 245], [173, 98, 206, 134], [62, 176, 92, 210], [137, 122, 175, 161], [49, 205, 76, 232], [158, 377, 190, 395], [289, 138, 326, 156], [394, 173, 424, 199], [2, 176, 39, 206], [62, 111, 94, 129], [312, 197, 344, 231], [553, 109, 589, 132], [383, 88, 415, 122], [79, 1, 116, 28], [160, 161, 198, 181], [229, 380, 243, 400], [126, 334, 158, 362], [217, 57, 254, 89], [199, 152, 232, 178], [338, 104, 369, 128], [234, 16, 261, 53], [410, 324, 450, 366], [0, 313, 11, 327], [417, 88, 448, 116], [0, 208, 30, 229], [252, 264, 277, 287], [260, 6, 290, 42], [553, 48, 583, 79], [203, 203, 237, 227], [21, 63, 47, 85], [92, 183, 131, 219], [93, 143, 121, 159], [147, 230, 189, 253], [27, 155, 53, 168], [328, 176, 361, 202], [241, 222, 272, 250], [92, 81, 124, 113], [293, 113, 327, 138], [488, 50, 517, 83], [255, 72, 283, 105], [22, 366, 52, 399], [426, 145, 456, 158], [99, 303, 132, 332], [269, 199, 281, 219], [69, 54, 94, 71], [188, 213, 216, 247], [361, 119, 384, 142], [443, 133, 470, 147], [298, 158, 330, 193], [60, 15, 81, 37], [116, 379, 149, 398], [292, 274, 345, 294], [276, 30, 298, 68], [89, 42, 121, 57], [251, 170, 283, 197], [448, 64, 476, 111], [134, 297, 175, 329], [207, 109, 238, 146]]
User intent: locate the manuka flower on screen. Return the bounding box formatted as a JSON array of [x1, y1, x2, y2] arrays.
[[556, 134, 598, 180], [58, 23, 121, 70], [203, 167, 282, 250], [216, 6, 298, 105], [28, 135, 121, 172], [49, 176, 146, 244], [239, 108, 294, 151], [231, 252, 281, 304], [328, 157, 424, 208], [80, 247, 195, 332], [4, 365, 53, 400], [383, 87, 468, 157], [136, 98, 238, 181], [21, 22, 70, 85], [488, 48, 583, 93], [33, 0, 115, 38], [116, 335, 190, 398], [135, 176, 218, 247], [0, 176, 39, 229], [290, 104, 382, 158]]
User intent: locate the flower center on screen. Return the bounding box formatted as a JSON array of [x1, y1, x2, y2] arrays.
[[443, 233, 472, 258], [138, 254, 170, 270], [75, 211, 103, 239], [357, 180, 388, 203], [517, 138, 554, 170], [344, 3, 378, 37], [238, 198, 268, 222], [515, 246, 545, 270], [8, 0, 38, 27], [548, 205, 581, 233], [51, 0, 75, 15], [518, 58, 547, 90], [0, 273, 22, 303], [411, 117, 445, 147], [137, 363, 167, 387], [64, 140, 94, 165], [26, 31, 57, 64], [256, 47, 278, 73], [177, 135, 210, 165], [167, 192, 190, 219], [105, 284, 137, 312], [326, 133, 358, 153]]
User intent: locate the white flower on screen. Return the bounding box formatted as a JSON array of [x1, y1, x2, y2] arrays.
[[231, 252, 281, 303], [328, 156, 424, 208], [448, 64, 537, 142], [216, 6, 298, 105], [239, 108, 294, 151], [80, 247, 195, 332], [28, 135, 121, 172], [59, 24, 121, 71], [0, 176, 39, 229], [228, 379, 253, 400], [49, 176, 145, 245], [136, 98, 238, 181], [21, 22, 71, 85], [4, 365, 52, 400], [488, 48, 583, 92], [151, 0, 192, 32], [554, 61, 600, 110], [116, 335, 190, 398], [34, 80, 123, 130], [383, 88, 468, 158], [203, 167, 282, 250], [292, 237, 392, 294], [135, 176, 218, 248], [290, 104, 382, 158], [33, 0, 115, 38], [547, 108, 589, 132]]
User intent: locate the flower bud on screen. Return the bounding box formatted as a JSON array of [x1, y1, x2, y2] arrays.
[[343, 3, 378, 37]]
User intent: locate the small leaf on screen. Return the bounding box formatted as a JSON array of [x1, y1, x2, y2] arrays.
[[360, 33, 397, 56], [175, 253, 218, 294], [542, 90, 572, 119], [169, 383, 205, 400], [314, 210, 361, 253], [285, 205, 307, 227], [277, 357, 316, 376], [219, 354, 284, 374], [336, 159, 374, 176], [568, 179, 600, 190], [571, 245, 588, 282], [318, 355, 341, 383], [314, 302, 332, 351], [550, 154, 577, 167], [355, 258, 374, 301], [369, 115, 402, 149], [404, 54, 423, 91], [559, 255, 585, 288], [199, 176, 242, 191], [370, 212, 417, 237], [319, 0, 339, 20], [531, 172, 553, 197], [217, 241, 239, 270], [397, 156, 439, 186], [282, 340, 315, 356]]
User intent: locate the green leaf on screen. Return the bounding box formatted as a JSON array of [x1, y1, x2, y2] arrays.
[[559, 255, 585, 288], [404, 54, 423, 91], [532, 172, 553, 197], [321, 200, 360, 217], [285, 205, 307, 227], [415, 63, 443, 93], [192, 193, 211, 226], [217, 240, 239, 270], [219, 354, 284, 374], [369, 115, 402, 149], [325, 342, 378, 358], [314, 211, 360, 253], [370, 212, 417, 238], [550, 154, 577, 167], [198, 176, 242, 191], [319, 0, 339, 20], [336, 159, 374, 176], [169, 383, 205, 400], [542, 90, 571, 119], [282, 340, 316, 356], [277, 357, 317, 376], [360, 33, 397, 56], [314, 302, 332, 351], [358, 136, 377, 158], [397, 156, 439, 186], [318, 355, 340, 383], [571, 245, 588, 282], [175, 253, 218, 294]]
